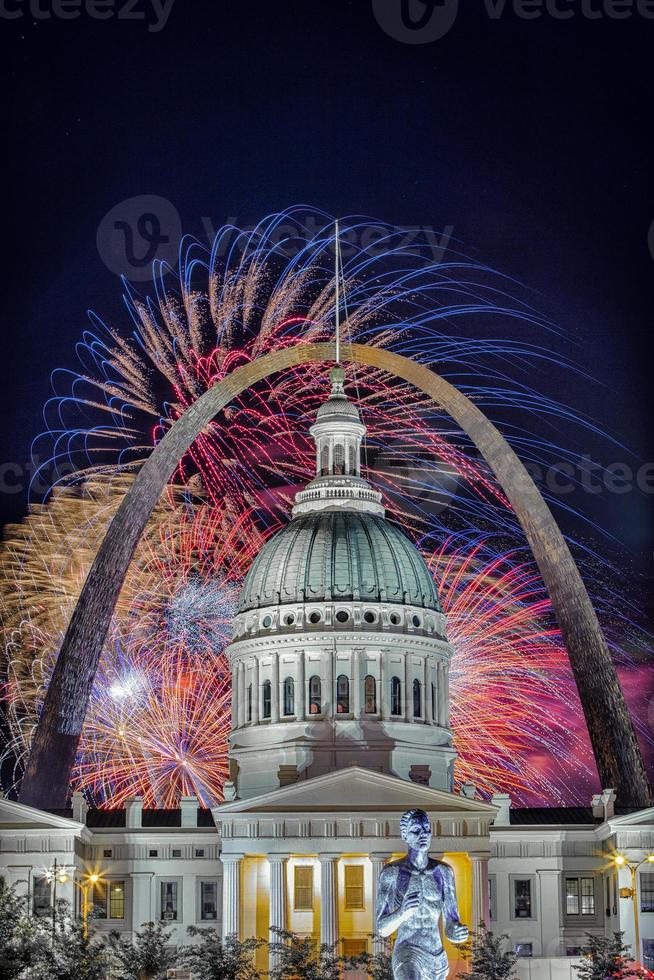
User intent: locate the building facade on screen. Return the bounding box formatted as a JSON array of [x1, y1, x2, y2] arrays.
[[1, 368, 653, 978]]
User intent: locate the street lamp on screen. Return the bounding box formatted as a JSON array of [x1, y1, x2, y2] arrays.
[[44, 864, 102, 940], [612, 852, 654, 963]]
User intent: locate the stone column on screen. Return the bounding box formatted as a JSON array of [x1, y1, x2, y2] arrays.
[[319, 855, 339, 949], [238, 661, 245, 727], [426, 659, 434, 724], [470, 854, 490, 929], [370, 853, 391, 955], [352, 648, 361, 718], [268, 855, 289, 968], [252, 658, 260, 725], [221, 854, 243, 938], [271, 653, 280, 724], [297, 652, 305, 722], [232, 663, 239, 730], [380, 652, 388, 720], [403, 653, 410, 721]]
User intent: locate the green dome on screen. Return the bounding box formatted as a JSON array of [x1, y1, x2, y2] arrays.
[[238, 512, 441, 613]]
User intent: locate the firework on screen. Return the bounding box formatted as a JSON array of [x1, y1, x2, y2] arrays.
[[2, 209, 651, 806]]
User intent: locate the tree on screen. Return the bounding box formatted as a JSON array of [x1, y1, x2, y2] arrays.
[[179, 928, 264, 980], [460, 924, 517, 980], [574, 932, 649, 980], [104, 920, 177, 980], [268, 928, 359, 980], [0, 879, 52, 980], [349, 940, 394, 980], [49, 904, 107, 980]]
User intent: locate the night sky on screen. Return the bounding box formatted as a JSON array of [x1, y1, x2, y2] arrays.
[[3, 2, 654, 761]]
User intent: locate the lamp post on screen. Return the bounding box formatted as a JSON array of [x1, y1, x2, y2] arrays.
[[44, 864, 101, 940], [613, 852, 654, 963]]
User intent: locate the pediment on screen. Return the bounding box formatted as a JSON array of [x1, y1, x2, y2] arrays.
[[0, 798, 83, 831], [609, 806, 654, 830], [214, 766, 497, 816]]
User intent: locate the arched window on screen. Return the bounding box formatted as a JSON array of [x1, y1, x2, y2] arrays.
[[364, 675, 377, 714], [283, 676, 295, 717], [309, 675, 322, 715], [390, 676, 402, 716], [334, 443, 345, 475], [321, 445, 330, 475], [348, 445, 356, 475], [247, 683, 252, 723], [413, 679, 422, 718], [431, 682, 436, 722], [262, 679, 272, 719], [336, 674, 350, 713]]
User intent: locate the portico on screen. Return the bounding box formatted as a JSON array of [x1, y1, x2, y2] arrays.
[[213, 766, 495, 971]]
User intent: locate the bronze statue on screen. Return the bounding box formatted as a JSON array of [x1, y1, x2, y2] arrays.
[[376, 808, 468, 980]]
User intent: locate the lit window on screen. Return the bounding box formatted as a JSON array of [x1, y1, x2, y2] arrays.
[[514, 879, 532, 918], [309, 675, 321, 714], [337, 674, 350, 713], [262, 680, 272, 719], [344, 865, 365, 910], [566, 877, 595, 916], [109, 881, 125, 919], [283, 677, 295, 716], [343, 938, 368, 958], [390, 676, 402, 716], [364, 675, 377, 714], [294, 866, 313, 911], [200, 881, 217, 920], [160, 881, 178, 921], [413, 679, 422, 718], [641, 873, 654, 913]]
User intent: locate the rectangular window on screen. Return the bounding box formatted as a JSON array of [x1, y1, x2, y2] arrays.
[[33, 876, 51, 917], [149, 849, 158, 858], [513, 879, 532, 918], [581, 877, 595, 915], [200, 881, 217, 920], [641, 873, 654, 913], [109, 881, 125, 919], [515, 943, 533, 958], [172, 849, 182, 858], [342, 938, 368, 958], [160, 881, 178, 920], [294, 866, 313, 911], [195, 848, 205, 858], [92, 880, 108, 919], [566, 877, 595, 916], [643, 939, 654, 973], [566, 878, 580, 915], [103, 849, 112, 858], [344, 865, 365, 910]]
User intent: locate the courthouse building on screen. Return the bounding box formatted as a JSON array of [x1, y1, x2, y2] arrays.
[[1, 369, 653, 978]]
